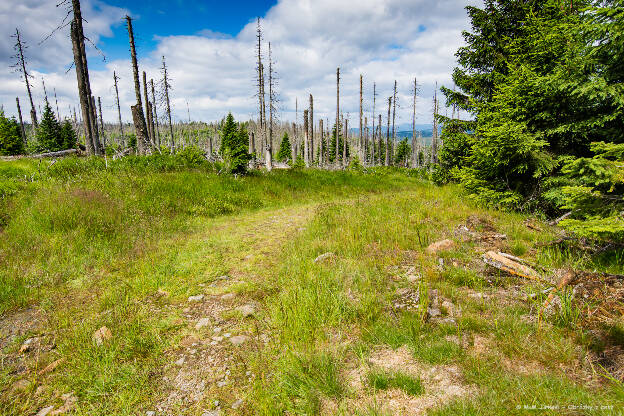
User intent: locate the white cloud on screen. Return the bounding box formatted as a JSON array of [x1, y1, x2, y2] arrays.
[[1, 0, 480, 129]]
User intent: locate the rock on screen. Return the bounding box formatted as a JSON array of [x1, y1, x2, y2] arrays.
[[19, 337, 36, 353], [36, 405, 55, 416], [213, 327, 222, 333], [212, 336, 223, 342], [92, 326, 112, 346], [427, 307, 441, 318], [175, 357, 185, 366], [146, 412, 155, 416], [406, 273, 421, 283], [217, 380, 227, 387], [188, 294, 204, 302], [232, 399, 244, 409], [50, 392, 77, 415], [229, 335, 249, 346], [314, 252, 336, 263], [11, 378, 30, 392], [202, 411, 221, 416], [441, 300, 459, 317], [39, 358, 65, 376], [237, 304, 255, 318], [195, 318, 211, 330], [426, 239, 455, 254], [157, 288, 169, 297], [221, 293, 235, 301]]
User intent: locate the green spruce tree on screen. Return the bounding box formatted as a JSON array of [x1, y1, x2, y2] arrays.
[[220, 113, 251, 174], [35, 103, 62, 152], [59, 120, 78, 150], [277, 132, 292, 162], [0, 110, 25, 156]]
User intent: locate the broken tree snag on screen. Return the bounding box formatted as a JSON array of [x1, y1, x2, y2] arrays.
[[542, 270, 576, 310], [70, 20, 95, 155], [483, 251, 542, 281], [16, 97, 26, 146], [90, 96, 102, 154], [98, 96, 105, 148], [359, 74, 363, 161], [126, 16, 148, 154], [549, 211, 572, 226], [309, 94, 314, 164], [131, 104, 148, 154], [13, 28, 38, 129], [303, 109, 309, 167], [336, 67, 340, 167], [386, 96, 391, 166], [150, 79, 160, 146], [142, 71, 153, 143]]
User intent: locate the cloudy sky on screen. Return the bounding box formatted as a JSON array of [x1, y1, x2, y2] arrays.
[[0, 0, 479, 129]]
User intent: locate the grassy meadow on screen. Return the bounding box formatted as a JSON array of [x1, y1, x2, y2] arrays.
[[0, 155, 622, 415]]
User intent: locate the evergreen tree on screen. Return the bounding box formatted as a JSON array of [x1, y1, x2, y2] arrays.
[[60, 120, 78, 150], [35, 103, 62, 152], [395, 139, 411, 167], [0, 110, 24, 156], [277, 132, 292, 162], [220, 113, 250, 174]]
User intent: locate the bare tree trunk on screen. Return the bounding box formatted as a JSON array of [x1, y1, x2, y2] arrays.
[[16, 97, 26, 147], [372, 83, 377, 165], [13, 29, 38, 129], [162, 56, 174, 151], [54, 88, 60, 120], [291, 122, 296, 162], [309, 94, 314, 165], [266, 42, 274, 171], [98, 96, 105, 149], [126, 16, 148, 154], [392, 80, 397, 165], [113, 71, 124, 141], [256, 18, 264, 156], [150, 79, 160, 147], [70, 18, 96, 155], [412, 77, 417, 168], [343, 117, 348, 166], [386, 97, 391, 166], [336, 67, 340, 167], [319, 118, 324, 167], [90, 96, 101, 154], [303, 109, 309, 167], [431, 83, 439, 166], [359, 74, 363, 162], [143, 71, 153, 143], [378, 114, 382, 166]]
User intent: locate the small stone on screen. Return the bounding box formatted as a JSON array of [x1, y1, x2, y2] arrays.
[[188, 294, 204, 302], [146, 412, 155, 416], [92, 326, 112, 346], [229, 335, 249, 346], [19, 337, 36, 353], [195, 318, 211, 330], [221, 293, 235, 301], [175, 357, 185, 366], [426, 239, 455, 254], [157, 288, 169, 297], [213, 327, 222, 333], [11, 378, 30, 392], [223, 332, 231, 338], [202, 411, 221, 416], [183, 307, 191, 313], [217, 380, 227, 387], [314, 252, 336, 263], [36, 405, 55, 416], [232, 399, 244, 409], [406, 274, 420, 283], [427, 307, 441, 318], [212, 336, 223, 342], [237, 304, 255, 318]]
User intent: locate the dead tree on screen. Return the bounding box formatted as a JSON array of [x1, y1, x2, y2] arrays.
[[161, 55, 174, 150], [309, 94, 314, 164], [98, 96, 105, 148], [303, 109, 309, 167], [359, 74, 363, 162], [126, 16, 149, 154], [256, 18, 266, 161], [150, 79, 160, 146], [378, 114, 382, 165], [266, 42, 275, 171], [70, 0, 100, 155], [412, 77, 418, 167], [113, 71, 123, 139], [386, 97, 391, 166], [372, 82, 377, 165], [12, 28, 37, 130], [336, 68, 340, 167], [16, 97, 26, 146], [431, 83, 439, 165], [392, 80, 397, 164], [54, 88, 61, 120], [142, 71, 155, 146], [319, 118, 324, 167], [343, 116, 348, 165]]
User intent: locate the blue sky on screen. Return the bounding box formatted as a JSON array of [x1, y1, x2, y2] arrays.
[[0, 0, 479, 125], [95, 0, 278, 68]]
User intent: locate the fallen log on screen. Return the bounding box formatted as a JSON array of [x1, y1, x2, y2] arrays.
[[542, 270, 576, 309], [482, 251, 544, 281], [549, 211, 572, 226], [31, 149, 79, 159]]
